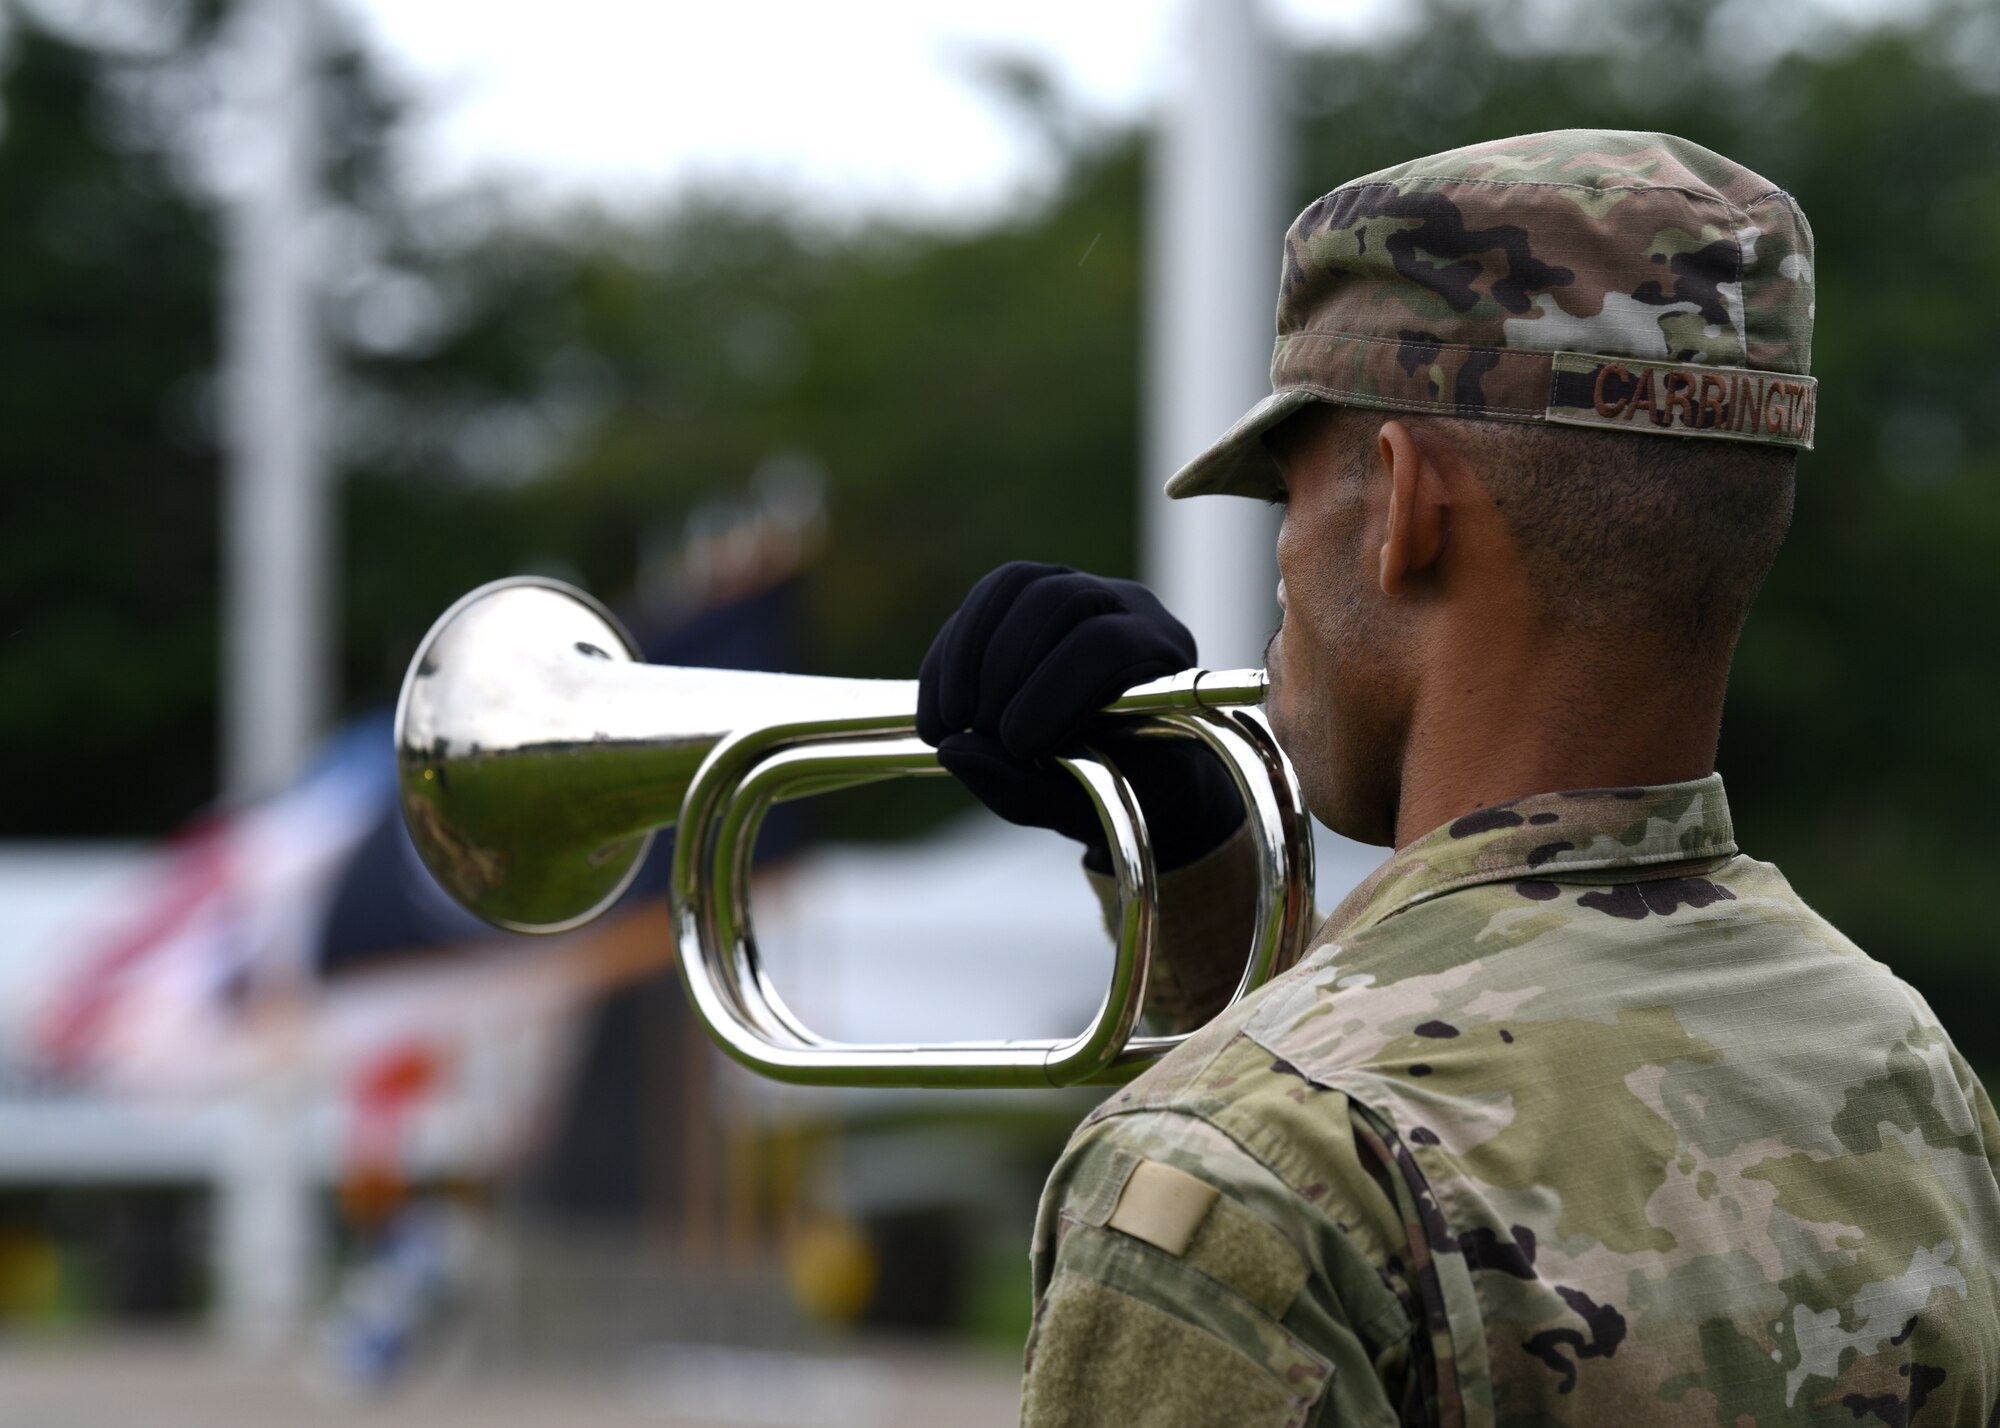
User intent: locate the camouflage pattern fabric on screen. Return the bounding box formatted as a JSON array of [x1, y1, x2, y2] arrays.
[[1021, 778, 2000, 1425], [1167, 129, 1818, 501]]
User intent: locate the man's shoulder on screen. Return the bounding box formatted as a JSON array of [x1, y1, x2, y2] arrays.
[[1049, 845, 2000, 1416], [1243, 849, 1925, 1082], [1146, 845, 1984, 1266], [1073, 1026, 1416, 1284], [1031, 1035, 1423, 1423], [1077, 846, 1887, 1197]]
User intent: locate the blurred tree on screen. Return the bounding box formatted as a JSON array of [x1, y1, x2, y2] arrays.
[[0, 0, 402, 835], [0, 10, 222, 834], [339, 148, 1144, 691]]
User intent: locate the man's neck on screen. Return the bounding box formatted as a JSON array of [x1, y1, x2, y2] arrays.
[[1390, 644, 1727, 849]]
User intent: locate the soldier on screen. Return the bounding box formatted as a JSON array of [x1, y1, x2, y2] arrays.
[[916, 130, 2000, 1423]]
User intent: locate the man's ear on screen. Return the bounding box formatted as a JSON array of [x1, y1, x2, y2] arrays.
[[1377, 419, 1449, 596]]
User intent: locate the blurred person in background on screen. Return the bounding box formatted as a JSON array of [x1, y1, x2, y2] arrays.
[[918, 130, 2000, 1423]]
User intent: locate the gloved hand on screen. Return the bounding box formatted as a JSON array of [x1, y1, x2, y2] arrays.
[[914, 562, 1245, 873]]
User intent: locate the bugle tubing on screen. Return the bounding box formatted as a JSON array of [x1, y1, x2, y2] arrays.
[[396, 577, 1315, 1087]]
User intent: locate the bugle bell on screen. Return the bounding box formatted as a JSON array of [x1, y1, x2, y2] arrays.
[[395, 577, 1315, 1088]]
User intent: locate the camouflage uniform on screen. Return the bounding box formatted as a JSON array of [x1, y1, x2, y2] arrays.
[[1020, 132, 2000, 1423], [1026, 781, 2000, 1423]]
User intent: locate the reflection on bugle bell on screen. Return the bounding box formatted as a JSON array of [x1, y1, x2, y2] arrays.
[[394, 577, 1316, 1088]]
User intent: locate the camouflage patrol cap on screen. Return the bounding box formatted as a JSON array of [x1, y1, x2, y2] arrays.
[[1167, 129, 1817, 500]]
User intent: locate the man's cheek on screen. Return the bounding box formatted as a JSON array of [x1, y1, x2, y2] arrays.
[[1262, 650, 1290, 739], [1264, 625, 1304, 745]]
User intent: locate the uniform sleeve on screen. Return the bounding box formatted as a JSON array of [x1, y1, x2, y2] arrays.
[[1086, 821, 1260, 1034], [1021, 1108, 1415, 1428]]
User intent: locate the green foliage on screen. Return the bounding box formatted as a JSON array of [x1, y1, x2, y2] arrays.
[[6, 2, 1999, 1061], [0, 15, 220, 835], [342, 155, 1144, 690]]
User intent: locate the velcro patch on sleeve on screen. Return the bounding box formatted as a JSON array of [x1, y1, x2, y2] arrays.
[[1184, 1197, 1309, 1319], [1545, 351, 1816, 449], [1068, 1146, 1142, 1231], [1020, 1274, 1313, 1428], [1107, 1159, 1220, 1258]]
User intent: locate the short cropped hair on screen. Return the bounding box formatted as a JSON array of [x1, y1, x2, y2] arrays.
[[1448, 418, 1796, 655]]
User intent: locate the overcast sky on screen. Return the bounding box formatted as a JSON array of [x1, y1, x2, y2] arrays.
[[338, 0, 1393, 220], [336, 0, 1925, 222]]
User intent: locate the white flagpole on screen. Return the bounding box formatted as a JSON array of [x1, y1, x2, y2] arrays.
[[1142, 0, 1288, 669], [218, 0, 325, 1352], [223, 0, 328, 803]]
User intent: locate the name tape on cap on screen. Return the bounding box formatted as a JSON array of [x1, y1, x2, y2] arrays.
[[1546, 352, 1816, 449]]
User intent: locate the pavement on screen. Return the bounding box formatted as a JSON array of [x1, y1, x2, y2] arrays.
[[0, 1334, 1024, 1428]]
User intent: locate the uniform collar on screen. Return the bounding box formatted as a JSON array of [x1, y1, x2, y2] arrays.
[[1328, 775, 1738, 940]]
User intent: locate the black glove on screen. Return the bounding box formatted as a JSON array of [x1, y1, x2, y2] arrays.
[[914, 562, 1245, 873]]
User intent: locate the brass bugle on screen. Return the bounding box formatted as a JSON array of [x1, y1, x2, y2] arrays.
[[395, 577, 1315, 1088]]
